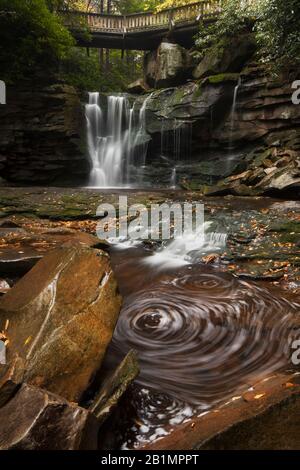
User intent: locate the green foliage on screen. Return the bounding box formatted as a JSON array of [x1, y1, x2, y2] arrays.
[[114, 0, 163, 14], [195, 0, 300, 69], [47, 0, 91, 11], [195, 0, 257, 56], [155, 0, 195, 12], [0, 0, 74, 82], [61, 48, 142, 92], [255, 0, 300, 67]]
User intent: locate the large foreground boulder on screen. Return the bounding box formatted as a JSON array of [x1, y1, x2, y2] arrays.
[[0, 384, 99, 450], [0, 245, 122, 402]]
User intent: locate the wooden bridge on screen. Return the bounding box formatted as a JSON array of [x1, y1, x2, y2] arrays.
[[63, 1, 223, 50]]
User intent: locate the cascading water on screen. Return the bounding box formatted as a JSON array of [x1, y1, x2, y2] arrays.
[[170, 167, 177, 188], [86, 92, 194, 189], [85, 93, 151, 188], [145, 221, 227, 268], [228, 76, 242, 149], [160, 118, 193, 188]]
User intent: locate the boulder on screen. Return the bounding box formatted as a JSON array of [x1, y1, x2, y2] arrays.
[[0, 224, 107, 278], [193, 34, 256, 80], [144, 42, 193, 88], [0, 245, 122, 402], [144, 75, 238, 132], [140, 373, 300, 450], [90, 350, 139, 425], [0, 383, 99, 450], [258, 168, 300, 193], [127, 79, 150, 94]]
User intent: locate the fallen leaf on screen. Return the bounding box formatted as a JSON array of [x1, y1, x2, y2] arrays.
[[284, 382, 295, 388], [24, 336, 32, 345], [254, 393, 265, 400]]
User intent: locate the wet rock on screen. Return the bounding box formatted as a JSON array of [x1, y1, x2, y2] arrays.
[[212, 64, 300, 148], [90, 350, 139, 425], [0, 226, 107, 278], [0, 355, 24, 407], [140, 373, 300, 450], [200, 393, 300, 450], [145, 77, 238, 133], [233, 268, 285, 281], [268, 220, 300, 233], [0, 245, 122, 402], [0, 383, 99, 450], [141, 52, 300, 193]]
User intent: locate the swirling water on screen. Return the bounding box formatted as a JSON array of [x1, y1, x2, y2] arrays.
[[104, 239, 299, 448]]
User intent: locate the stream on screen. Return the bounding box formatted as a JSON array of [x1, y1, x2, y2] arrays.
[[85, 90, 300, 449], [103, 228, 299, 449]]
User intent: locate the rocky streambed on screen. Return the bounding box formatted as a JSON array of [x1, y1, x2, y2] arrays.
[[0, 187, 299, 450]]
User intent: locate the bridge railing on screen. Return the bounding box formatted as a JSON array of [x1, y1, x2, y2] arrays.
[[64, 0, 224, 34]]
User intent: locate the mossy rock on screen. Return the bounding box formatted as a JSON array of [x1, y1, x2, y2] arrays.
[[206, 73, 240, 85], [268, 221, 300, 233], [193, 33, 257, 80]]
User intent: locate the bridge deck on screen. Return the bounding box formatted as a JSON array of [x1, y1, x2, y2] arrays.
[[63, 1, 222, 50]]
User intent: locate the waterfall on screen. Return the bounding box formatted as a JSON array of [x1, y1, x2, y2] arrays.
[[229, 77, 242, 148], [170, 167, 177, 188], [85, 93, 151, 188], [85, 92, 193, 188], [145, 222, 227, 268]]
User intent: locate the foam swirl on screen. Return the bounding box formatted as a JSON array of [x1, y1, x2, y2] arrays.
[[110, 272, 298, 405]]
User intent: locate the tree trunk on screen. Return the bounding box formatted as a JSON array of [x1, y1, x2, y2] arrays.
[[99, 0, 105, 69], [105, 0, 111, 72]]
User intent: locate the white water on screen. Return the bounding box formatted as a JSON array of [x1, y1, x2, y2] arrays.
[[85, 93, 151, 188], [229, 77, 242, 147], [146, 221, 227, 268], [170, 167, 177, 188], [85, 92, 195, 188], [110, 219, 227, 268]]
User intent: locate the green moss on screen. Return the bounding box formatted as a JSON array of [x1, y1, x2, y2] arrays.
[[172, 89, 185, 104], [207, 73, 240, 84], [268, 221, 300, 233], [192, 84, 203, 99]]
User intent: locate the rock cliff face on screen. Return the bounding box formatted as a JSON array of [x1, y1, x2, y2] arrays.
[[0, 37, 299, 195], [138, 37, 300, 195], [0, 81, 89, 184]]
